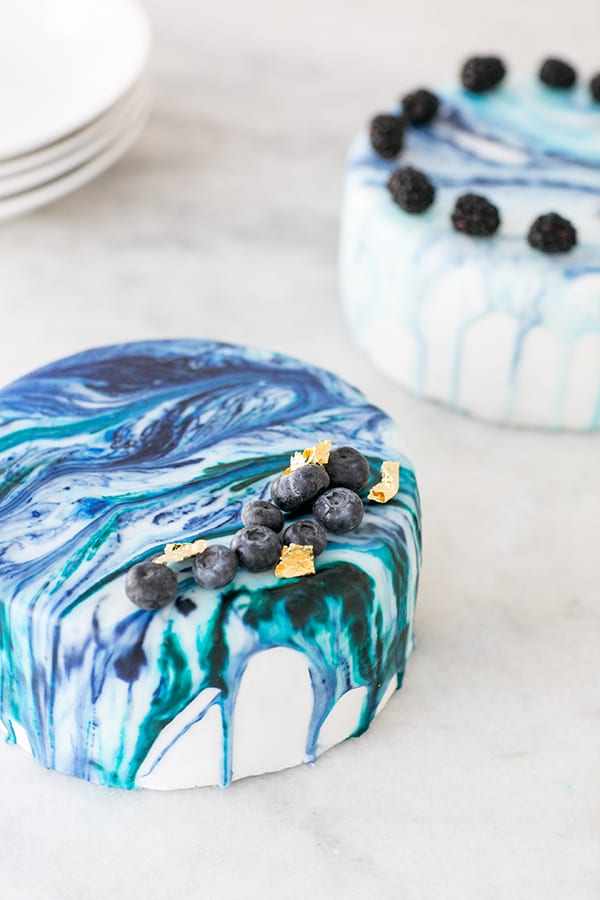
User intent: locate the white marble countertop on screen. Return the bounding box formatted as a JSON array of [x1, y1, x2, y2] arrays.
[[0, 1, 599, 897]]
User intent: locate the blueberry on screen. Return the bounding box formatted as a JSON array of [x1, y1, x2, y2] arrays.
[[125, 562, 178, 610], [241, 499, 284, 532], [192, 544, 238, 589], [231, 525, 283, 572], [325, 446, 370, 492], [282, 519, 328, 556], [271, 464, 330, 512], [313, 488, 364, 534]]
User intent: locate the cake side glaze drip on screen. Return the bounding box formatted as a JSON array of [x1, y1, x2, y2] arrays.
[[341, 77, 600, 429], [0, 340, 421, 788]]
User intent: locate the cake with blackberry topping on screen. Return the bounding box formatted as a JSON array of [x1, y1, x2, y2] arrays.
[[341, 55, 600, 429], [0, 340, 421, 789]]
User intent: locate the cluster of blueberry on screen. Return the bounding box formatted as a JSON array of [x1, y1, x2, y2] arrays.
[[369, 54, 594, 254], [125, 445, 373, 611]]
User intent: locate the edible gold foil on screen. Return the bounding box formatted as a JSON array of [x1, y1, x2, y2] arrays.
[[304, 438, 332, 465], [275, 543, 315, 578], [289, 451, 308, 471], [368, 460, 400, 503], [283, 439, 332, 475], [153, 539, 209, 564]]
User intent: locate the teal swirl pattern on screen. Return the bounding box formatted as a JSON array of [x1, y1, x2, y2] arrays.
[[341, 77, 600, 429], [0, 340, 421, 788]]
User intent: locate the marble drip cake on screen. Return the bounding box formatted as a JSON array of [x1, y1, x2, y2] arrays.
[[0, 340, 421, 789], [341, 55, 600, 429]]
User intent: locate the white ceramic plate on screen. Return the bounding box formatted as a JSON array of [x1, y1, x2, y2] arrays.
[[0, 0, 151, 160], [0, 81, 150, 197], [0, 78, 149, 180], [0, 101, 150, 221]]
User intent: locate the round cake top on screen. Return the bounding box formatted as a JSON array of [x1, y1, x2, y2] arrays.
[[346, 61, 600, 338], [0, 339, 418, 612], [436, 77, 600, 164], [0, 340, 421, 786], [352, 70, 600, 236]]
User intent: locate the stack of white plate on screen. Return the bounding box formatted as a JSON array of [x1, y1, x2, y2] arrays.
[[0, 0, 151, 221]]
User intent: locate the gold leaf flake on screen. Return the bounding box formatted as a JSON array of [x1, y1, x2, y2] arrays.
[[304, 439, 332, 466], [153, 539, 209, 564], [275, 543, 315, 579], [368, 460, 400, 504], [283, 438, 332, 475], [289, 451, 308, 471]]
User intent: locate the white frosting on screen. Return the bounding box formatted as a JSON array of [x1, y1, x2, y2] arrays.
[[317, 686, 368, 755], [0, 341, 421, 790], [135, 650, 396, 789], [375, 675, 398, 717], [231, 648, 314, 781], [341, 77, 600, 429], [137, 689, 223, 790], [11, 721, 32, 755], [6, 648, 401, 791]]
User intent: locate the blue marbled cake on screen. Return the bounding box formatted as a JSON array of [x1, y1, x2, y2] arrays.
[[341, 77, 600, 429], [0, 340, 421, 788]]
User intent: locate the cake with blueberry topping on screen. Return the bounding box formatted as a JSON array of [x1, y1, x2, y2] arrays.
[[0, 340, 421, 789], [341, 55, 600, 429]]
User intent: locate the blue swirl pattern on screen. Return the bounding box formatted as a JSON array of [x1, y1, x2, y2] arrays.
[[341, 78, 600, 429], [0, 340, 421, 788]]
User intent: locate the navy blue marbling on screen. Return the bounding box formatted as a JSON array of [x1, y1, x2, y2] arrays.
[[0, 340, 421, 787]]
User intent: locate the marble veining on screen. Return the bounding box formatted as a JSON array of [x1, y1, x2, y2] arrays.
[[0, 339, 421, 788], [341, 77, 600, 429]]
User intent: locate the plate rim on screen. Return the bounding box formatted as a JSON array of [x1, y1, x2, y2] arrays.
[[0, 101, 150, 221], [0, 81, 150, 194], [0, 0, 152, 161]]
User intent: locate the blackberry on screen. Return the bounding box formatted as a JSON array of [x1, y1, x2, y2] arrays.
[[401, 89, 439, 126], [539, 57, 577, 89], [461, 56, 506, 93], [387, 166, 435, 213], [590, 73, 600, 103], [527, 213, 577, 254], [369, 114, 404, 159], [451, 194, 500, 237]]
